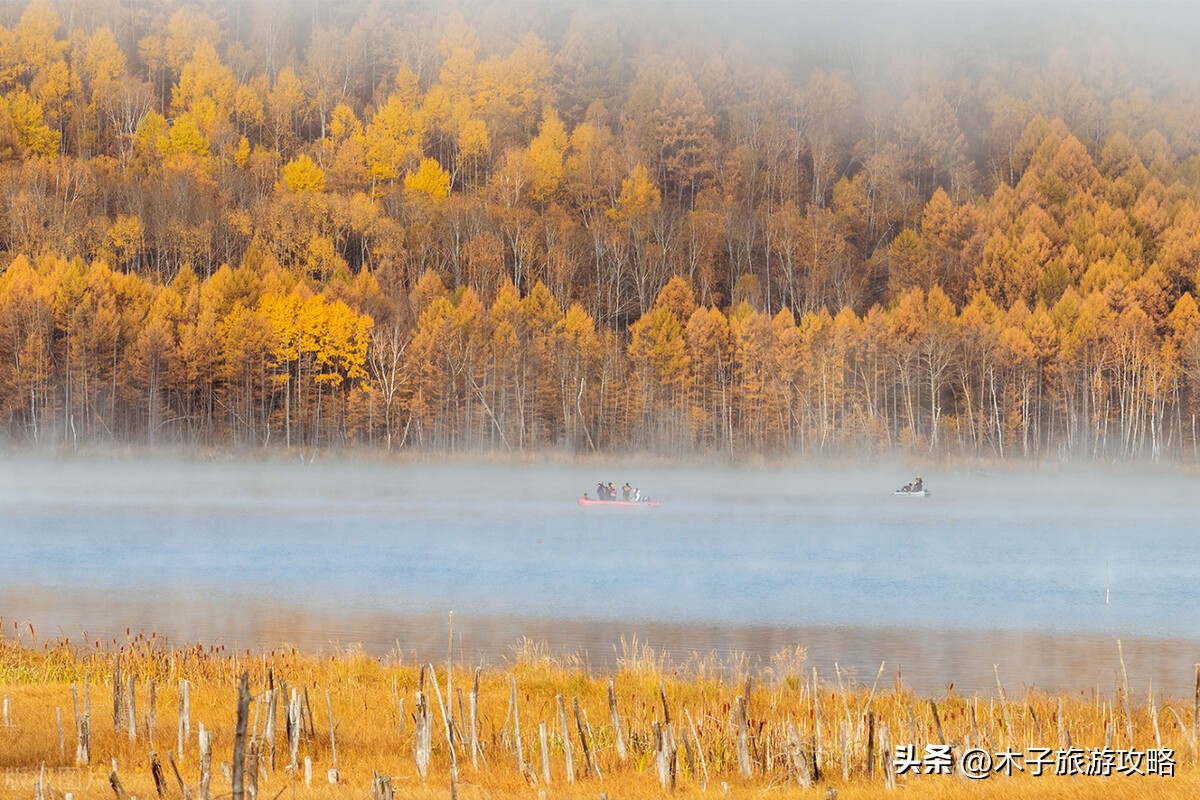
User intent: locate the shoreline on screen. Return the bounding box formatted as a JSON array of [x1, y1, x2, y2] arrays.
[[3, 616, 1194, 697]]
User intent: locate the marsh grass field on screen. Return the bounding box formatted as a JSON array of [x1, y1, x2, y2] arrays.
[[1, 631, 1197, 799]]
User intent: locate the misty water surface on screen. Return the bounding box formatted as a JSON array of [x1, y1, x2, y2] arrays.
[[2, 456, 1198, 693]]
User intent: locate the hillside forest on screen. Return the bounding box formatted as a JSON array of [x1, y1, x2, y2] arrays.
[[2, 0, 1200, 459]]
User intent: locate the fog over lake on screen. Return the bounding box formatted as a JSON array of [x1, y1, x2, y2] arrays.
[[3, 456, 1197, 694]]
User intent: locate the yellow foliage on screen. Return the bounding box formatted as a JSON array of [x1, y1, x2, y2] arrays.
[[405, 157, 451, 201], [279, 153, 326, 193], [608, 163, 661, 224]]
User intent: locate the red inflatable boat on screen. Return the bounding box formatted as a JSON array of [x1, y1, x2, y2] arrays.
[[577, 497, 659, 507]]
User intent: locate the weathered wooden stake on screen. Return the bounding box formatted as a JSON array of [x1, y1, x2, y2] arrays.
[[735, 695, 751, 778], [263, 687, 277, 771], [109, 761, 131, 800], [325, 689, 339, 783], [880, 724, 895, 789], [512, 679, 525, 774], [149, 750, 168, 799], [246, 740, 259, 800], [652, 722, 669, 788], [126, 673, 137, 743], [575, 696, 599, 779], [168, 751, 188, 800], [232, 671, 251, 800], [287, 689, 301, 771], [556, 694, 573, 782], [198, 724, 212, 800], [113, 654, 123, 732], [370, 771, 394, 800], [786, 721, 811, 787], [866, 711, 876, 779], [2, 694, 9, 727], [427, 664, 458, 799], [177, 680, 190, 760], [413, 689, 430, 779], [840, 720, 850, 780], [812, 668, 823, 781], [539, 721, 551, 785], [608, 679, 627, 762], [56, 707, 64, 758], [469, 669, 479, 770], [72, 682, 90, 765], [685, 708, 708, 790], [146, 678, 157, 746]]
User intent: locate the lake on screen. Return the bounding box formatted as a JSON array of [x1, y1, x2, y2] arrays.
[[2, 455, 1197, 695]]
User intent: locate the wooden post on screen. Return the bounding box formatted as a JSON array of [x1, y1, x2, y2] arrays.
[[146, 679, 157, 747], [288, 689, 301, 771], [198, 724, 212, 800], [325, 689, 339, 783], [56, 708, 64, 758], [370, 772, 394, 800], [72, 682, 90, 765], [167, 751, 187, 799], [735, 695, 751, 778], [556, 694, 573, 783], [608, 680, 627, 762], [812, 668, 822, 781], [511, 678, 525, 774], [426, 664, 457, 798], [880, 724, 895, 789], [786, 722, 811, 787], [1, 694, 8, 727], [469, 668, 479, 770], [652, 722, 669, 788], [246, 740, 259, 800], [263, 688, 277, 771], [539, 721, 551, 786], [177, 680, 190, 760], [840, 720, 849, 780], [866, 711, 876, 779], [413, 690, 430, 779], [126, 674, 137, 743], [109, 764, 131, 800], [574, 696, 599, 779], [685, 708, 708, 790], [232, 672, 250, 800], [929, 699, 945, 743], [149, 750, 168, 799], [113, 654, 123, 733]]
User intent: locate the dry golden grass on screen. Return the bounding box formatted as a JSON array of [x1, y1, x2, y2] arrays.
[[1, 632, 1196, 798]]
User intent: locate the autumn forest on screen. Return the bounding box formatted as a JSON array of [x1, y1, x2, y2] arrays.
[[1, 0, 1200, 459]]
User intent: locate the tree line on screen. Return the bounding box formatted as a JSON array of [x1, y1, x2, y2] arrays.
[[1, 0, 1200, 459]]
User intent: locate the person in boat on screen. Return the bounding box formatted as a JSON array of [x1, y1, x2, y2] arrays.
[[622, 482, 632, 500], [913, 476, 923, 492], [633, 487, 641, 502], [607, 481, 616, 500], [901, 482, 913, 493], [596, 482, 606, 499]]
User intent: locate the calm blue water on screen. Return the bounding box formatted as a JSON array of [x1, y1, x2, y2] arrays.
[[2, 456, 1197, 692]]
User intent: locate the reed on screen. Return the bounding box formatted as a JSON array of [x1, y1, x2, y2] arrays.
[[0, 632, 1195, 798]]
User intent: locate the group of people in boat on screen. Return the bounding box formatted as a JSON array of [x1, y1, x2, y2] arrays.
[[585, 481, 649, 502], [897, 476, 924, 493]]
